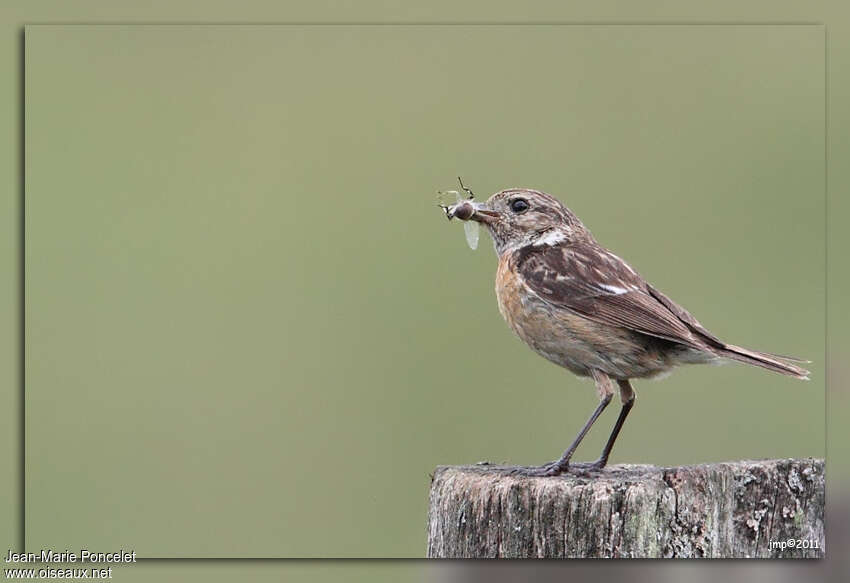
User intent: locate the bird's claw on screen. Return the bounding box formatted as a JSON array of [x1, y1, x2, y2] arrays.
[[509, 460, 570, 477], [569, 460, 608, 474], [508, 459, 608, 477]]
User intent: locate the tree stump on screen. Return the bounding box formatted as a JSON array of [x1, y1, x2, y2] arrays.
[[427, 458, 824, 558]]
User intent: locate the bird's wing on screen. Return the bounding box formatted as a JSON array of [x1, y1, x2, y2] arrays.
[[643, 282, 724, 346], [514, 242, 717, 351]]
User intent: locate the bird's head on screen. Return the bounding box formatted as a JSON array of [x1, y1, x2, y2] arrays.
[[453, 188, 589, 255]]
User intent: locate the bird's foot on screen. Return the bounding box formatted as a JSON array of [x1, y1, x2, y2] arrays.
[[568, 459, 608, 475], [510, 459, 570, 477], [509, 458, 608, 477]]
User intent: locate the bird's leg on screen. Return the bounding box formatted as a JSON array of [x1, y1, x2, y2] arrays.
[[574, 379, 635, 472], [521, 370, 614, 476]]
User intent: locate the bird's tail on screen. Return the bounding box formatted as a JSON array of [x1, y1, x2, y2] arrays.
[[717, 344, 810, 380]]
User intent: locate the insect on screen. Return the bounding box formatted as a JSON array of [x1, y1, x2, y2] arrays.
[[437, 177, 479, 250]]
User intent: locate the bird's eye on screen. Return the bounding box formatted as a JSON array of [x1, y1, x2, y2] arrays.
[[510, 198, 530, 213]]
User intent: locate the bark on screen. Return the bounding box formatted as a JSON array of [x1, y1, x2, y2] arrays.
[[427, 458, 824, 558]]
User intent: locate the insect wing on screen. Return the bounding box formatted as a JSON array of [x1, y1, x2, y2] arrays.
[[436, 190, 461, 208], [463, 221, 479, 250]]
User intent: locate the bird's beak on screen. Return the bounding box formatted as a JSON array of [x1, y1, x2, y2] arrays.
[[471, 202, 499, 225], [446, 200, 498, 225]]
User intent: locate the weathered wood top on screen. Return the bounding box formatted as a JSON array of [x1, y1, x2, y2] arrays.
[[427, 458, 824, 558]]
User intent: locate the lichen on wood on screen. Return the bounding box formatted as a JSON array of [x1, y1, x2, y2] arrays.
[[427, 458, 824, 558]]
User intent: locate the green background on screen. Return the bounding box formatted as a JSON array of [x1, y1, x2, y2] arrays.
[[24, 24, 823, 558]]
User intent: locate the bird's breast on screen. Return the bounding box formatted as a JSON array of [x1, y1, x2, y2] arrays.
[[494, 254, 677, 379], [495, 256, 595, 376], [495, 257, 532, 338]]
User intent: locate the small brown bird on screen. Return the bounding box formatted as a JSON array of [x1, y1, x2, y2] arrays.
[[440, 181, 809, 476]]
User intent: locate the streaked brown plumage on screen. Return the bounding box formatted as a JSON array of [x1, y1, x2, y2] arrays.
[[442, 185, 809, 476]]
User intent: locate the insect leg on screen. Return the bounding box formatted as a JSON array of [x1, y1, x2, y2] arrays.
[[457, 176, 475, 200]]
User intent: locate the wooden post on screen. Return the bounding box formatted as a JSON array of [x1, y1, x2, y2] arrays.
[[427, 458, 824, 558]]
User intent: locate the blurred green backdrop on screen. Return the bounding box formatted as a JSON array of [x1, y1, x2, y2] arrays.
[[25, 24, 823, 557]]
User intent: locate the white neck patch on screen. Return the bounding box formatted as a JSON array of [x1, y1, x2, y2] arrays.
[[532, 230, 567, 247]]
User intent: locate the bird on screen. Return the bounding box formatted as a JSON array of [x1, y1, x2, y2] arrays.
[[440, 181, 809, 477]]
